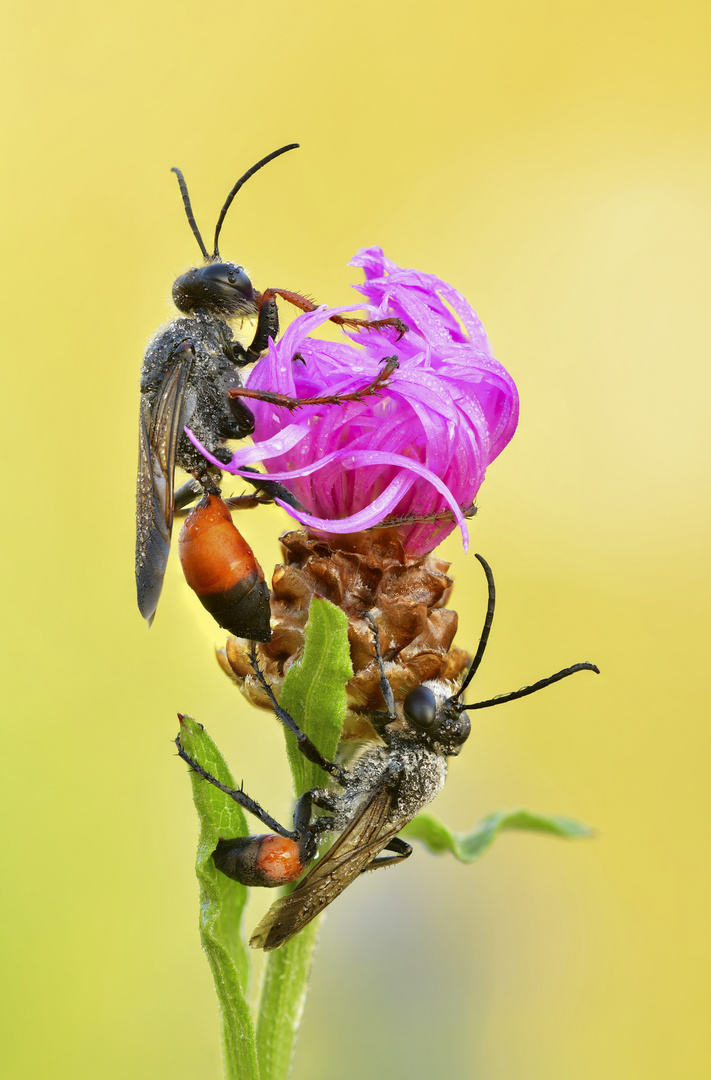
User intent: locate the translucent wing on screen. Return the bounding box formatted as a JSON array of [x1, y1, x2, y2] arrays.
[[250, 771, 403, 951], [135, 358, 193, 624]]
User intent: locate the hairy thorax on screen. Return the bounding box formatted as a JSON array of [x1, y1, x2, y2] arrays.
[[330, 734, 448, 832]]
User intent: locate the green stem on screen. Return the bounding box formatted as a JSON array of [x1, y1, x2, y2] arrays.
[[256, 922, 320, 1080], [255, 598, 352, 1078], [203, 937, 259, 1080]]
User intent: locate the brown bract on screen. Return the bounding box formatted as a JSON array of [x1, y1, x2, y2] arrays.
[[216, 527, 470, 740]]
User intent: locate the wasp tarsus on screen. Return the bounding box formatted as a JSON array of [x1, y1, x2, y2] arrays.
[[226, 356, 400, 413], [176, 555, 599, 951]]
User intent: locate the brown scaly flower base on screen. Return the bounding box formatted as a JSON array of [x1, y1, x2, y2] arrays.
[[217, 527, 470, 740]]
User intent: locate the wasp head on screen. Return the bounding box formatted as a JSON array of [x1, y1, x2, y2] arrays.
[[170, 146, 299, 320], [172, 261, 256, 319], [401, 681, 471, 756]]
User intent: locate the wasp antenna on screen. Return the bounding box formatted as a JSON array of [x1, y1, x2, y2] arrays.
[[457, 553, 496, 697], [171, 167, 210, 260], [462, 662, 600, 712], [212, 143, 300, 258]]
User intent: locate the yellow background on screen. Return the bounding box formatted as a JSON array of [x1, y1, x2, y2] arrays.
[[2, 1, 709, 1077]]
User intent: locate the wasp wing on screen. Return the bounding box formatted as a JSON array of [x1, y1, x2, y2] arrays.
[[250, 770, 403, 952], [135, 358, 193, 624]]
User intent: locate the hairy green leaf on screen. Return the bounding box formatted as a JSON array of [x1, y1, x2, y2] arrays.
[[279, 597, 353, 798], [177, 716, 258, 1080]]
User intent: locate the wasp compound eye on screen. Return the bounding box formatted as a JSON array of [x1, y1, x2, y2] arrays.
[[403, 685, 438, 728]]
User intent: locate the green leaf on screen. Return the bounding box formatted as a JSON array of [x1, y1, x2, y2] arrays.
[[256, 597, 353, 1080], [278, 596, 353, 798], [402, 808, 594, 862], [177, 716, 258, 1080]]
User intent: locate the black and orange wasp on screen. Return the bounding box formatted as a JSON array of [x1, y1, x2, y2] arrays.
[[136, 144, 405, 632], [176, 554, 599, 951]]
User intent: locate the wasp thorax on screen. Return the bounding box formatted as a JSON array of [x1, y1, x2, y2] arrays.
[[172, 261, 256, 318]]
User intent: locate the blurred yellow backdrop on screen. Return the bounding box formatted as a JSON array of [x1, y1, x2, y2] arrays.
[[1, 0, 709, 1077]]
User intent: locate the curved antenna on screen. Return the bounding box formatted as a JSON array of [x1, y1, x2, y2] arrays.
[[456, 553, 496, 698], [171, 167, 209, 260], [213, 143, 299, 258], [462, 662, 600, 711]]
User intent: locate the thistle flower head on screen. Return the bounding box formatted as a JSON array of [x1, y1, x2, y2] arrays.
[[188, 247, 518, 556]]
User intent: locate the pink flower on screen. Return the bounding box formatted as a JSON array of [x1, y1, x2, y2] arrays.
[[187, 247, 518, 556]]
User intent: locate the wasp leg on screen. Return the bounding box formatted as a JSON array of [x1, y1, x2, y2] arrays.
[[173, 466, 222, 510], [255, 288, 409, 339], [234, 466, 306, 511], [292, 789, 336, 864], [224, 387, 257, 436], [293, 788, 338, 828], [227, 357, 399, 414], [363, 611, 397, 722], [175, 734, 297, 839], [173, 469, 222, 518], [226, 297, 280, 366], [248, 643, 349, 786], [176, 491, 272, 519], [174, 470, 305, 517], [367, 713, 394, 746], [363, 836, 413, 872], [369, 502, 478, 530], [174, 478, 204, 511]]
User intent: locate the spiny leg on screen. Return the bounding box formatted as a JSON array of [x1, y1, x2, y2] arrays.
[[367, 502, 478, 530], [248, 643, 348, 785], [233, 466, 306, 511], [175, 732, 297, 839], [363, 611, 397, 721], [175, 490, 267, 519], [256, 287, 409, 339], [227, 356, 399, 413], [246, 297, 280, 359], [362, 836, 412, 872], [173, 469, 305, 517]]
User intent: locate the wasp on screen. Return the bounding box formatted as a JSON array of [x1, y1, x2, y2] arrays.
[[176, 554, 599, 951], [136, 144, 406, 628]]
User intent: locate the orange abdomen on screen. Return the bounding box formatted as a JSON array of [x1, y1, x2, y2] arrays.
[[178, 495, 271, 641], [213, 834, 307, 887]]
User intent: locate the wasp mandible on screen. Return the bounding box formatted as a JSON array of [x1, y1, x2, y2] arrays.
[[176, 554, 599, 950], [136, 144, 406, 629]]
